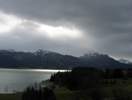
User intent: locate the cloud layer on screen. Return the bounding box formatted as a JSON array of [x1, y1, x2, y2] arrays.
[[0, 0, 131, 60]]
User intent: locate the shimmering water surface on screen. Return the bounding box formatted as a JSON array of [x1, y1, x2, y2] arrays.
[[0, 68, 66, 93]]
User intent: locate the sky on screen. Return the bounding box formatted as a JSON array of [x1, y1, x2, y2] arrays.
[[0, 0, 131, 60]]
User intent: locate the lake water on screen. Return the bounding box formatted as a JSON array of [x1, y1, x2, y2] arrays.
[[0, 68, 66, 93]]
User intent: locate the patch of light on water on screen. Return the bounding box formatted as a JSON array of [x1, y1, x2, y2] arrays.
[[0, 68, 70, 73]]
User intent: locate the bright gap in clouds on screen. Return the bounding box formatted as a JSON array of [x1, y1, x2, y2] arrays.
[[0, 11, 22, 33], [36, 23, 83, 40], [0, 11, 84, 41]]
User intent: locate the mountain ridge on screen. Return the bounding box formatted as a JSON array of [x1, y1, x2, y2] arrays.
[[0, 49, 131, 69]]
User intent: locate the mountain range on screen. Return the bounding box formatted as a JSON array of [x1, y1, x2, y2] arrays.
[[0, 49, 131, 69]]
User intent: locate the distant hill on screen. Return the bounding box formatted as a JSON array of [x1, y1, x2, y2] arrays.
[[79, 53, 131, 68], [0, 49, 131, 69]]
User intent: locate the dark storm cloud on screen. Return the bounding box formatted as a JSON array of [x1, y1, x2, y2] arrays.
[[0, 0, 131, 60]]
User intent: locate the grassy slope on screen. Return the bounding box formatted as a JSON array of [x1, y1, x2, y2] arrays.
[[55, 79, 132, 100]]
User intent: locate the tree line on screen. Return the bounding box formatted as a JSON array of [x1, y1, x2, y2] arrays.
[[50, 67, 132, 90]]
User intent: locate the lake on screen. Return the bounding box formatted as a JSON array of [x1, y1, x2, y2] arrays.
[[0, 68, 66, 93]]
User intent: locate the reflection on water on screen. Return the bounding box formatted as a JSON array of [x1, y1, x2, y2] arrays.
[[0, 68, 66, 93]]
